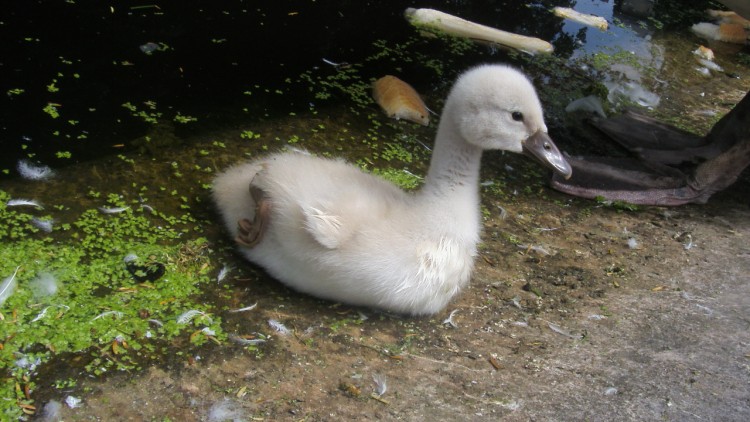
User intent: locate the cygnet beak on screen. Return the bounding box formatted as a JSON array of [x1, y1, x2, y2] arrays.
[[522, 130, 573, 179]]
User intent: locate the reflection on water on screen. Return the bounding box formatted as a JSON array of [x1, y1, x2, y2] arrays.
[[556, 0, 656, 58]]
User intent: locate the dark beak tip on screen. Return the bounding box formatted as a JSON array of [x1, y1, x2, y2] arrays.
[[523, 131, 572, 180], [559, 164, 573, 180]]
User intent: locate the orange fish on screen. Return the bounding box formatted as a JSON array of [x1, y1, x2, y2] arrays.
[[372, 75, 430, 126]]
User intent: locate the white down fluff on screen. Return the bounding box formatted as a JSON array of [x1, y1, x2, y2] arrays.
[[212, 65, 562, 315]]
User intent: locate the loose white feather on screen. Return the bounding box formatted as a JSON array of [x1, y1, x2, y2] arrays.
[[548, 322, 583, 340], [442, 309, 459, 328], [217, 265, 231, 283], [6, 198, 43, 209], [31, 217, 55, 233], [148, 318, 164, 327], [176, 309, 211, 324], [31, 306, 50, 322], [98, 206, 130, 214], [229, 303, 257, 313], [29, 272, 59, 298], [92, 310, 123, 321], [31, 305, 68, 322], [17, 160, 55, 181], [64, 396, 81, 409], [268, 319, 291, 335], [229, 334, 267, 346], [0, 267, 21, 306], [372, 373, 388, 396]]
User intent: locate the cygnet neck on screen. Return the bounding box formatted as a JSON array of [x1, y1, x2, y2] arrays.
[[421, 108, 483, 200]]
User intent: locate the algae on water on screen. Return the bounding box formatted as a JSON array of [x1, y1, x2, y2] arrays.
[[0, 190, 224, 419]]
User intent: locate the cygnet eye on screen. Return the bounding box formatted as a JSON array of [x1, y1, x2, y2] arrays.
[[511, 111, 524, 121]]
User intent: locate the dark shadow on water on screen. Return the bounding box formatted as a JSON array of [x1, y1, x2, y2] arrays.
[[1, 0, 576, 176]]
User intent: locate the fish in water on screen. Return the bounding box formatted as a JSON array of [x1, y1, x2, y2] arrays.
[[372, 75, 430, 126]]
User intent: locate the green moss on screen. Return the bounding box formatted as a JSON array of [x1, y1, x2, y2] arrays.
[[0, 190, 224, 418], [121, 101, 161, 124], [380, 142, 414, 163], [587, 47, 650, 78], [42, 103, 60, 119], [369, 167, 423, 190], [46, 80, 60, 93], [594, 196, 642, 212], [503, 232, 521, 245], [240, 129, 261, 140], [327, 317, 363, 333], [173, 113, 198, 124], [6, 88, 25, 97]]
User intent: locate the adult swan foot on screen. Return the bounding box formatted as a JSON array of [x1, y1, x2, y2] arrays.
[[212, 65, 572, 316], [551, 91, 750, 206]]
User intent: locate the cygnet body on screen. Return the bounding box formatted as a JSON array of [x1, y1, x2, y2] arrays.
[[212, 65, 571, 315]]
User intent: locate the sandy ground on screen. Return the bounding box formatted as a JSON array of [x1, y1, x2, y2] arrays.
[[36, 145, 749, 421]]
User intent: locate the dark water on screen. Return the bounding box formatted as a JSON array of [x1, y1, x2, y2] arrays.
[[0, 0, 715, 176]]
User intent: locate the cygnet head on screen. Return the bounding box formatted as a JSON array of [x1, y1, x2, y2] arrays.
[[445, 65, 572, 179]]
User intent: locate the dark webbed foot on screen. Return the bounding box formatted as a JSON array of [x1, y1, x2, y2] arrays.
[[235, 184, 271, 248], [592, 110, 710, 165], [552, 91, 750, 206]]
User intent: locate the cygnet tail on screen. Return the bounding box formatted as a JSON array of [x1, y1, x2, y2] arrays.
[[211, 162, 265, 238]]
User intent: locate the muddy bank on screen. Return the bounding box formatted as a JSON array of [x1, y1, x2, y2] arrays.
[[41, 153, 750, 420]]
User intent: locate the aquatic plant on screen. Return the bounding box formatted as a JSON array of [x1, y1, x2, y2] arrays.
[[0, 189, 225, 418], [122, 101, 162, 124], [369, 167, 423, 190], [7, 88, 25, 97]]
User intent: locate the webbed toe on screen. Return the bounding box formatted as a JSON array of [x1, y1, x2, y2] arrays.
[[235, 185, 271, 248]]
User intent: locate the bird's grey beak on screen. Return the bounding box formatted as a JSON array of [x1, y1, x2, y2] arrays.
[[522, 130, 572, 180]]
